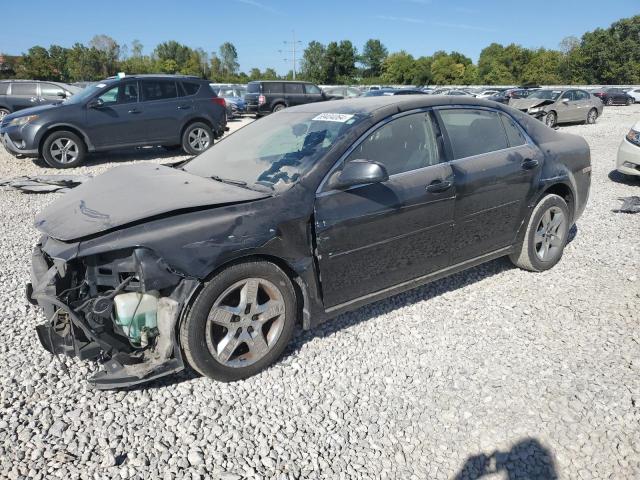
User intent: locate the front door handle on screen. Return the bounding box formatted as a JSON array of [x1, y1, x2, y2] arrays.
[[426, 180, 453, 193], [128, 108, 141, 114], [522, 159, 539, 170], [177, 105, 191, 110]]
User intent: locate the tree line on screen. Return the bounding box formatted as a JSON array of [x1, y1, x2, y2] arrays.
[[1, 15, 638, 86]]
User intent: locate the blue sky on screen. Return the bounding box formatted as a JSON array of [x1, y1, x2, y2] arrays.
[[1, 0, 638, 74]]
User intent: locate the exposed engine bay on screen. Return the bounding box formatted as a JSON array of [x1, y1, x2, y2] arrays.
[[28, 238, 198, 389]]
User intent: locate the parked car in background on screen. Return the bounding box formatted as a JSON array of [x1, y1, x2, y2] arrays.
[[624, 88, 640, 103], [504, 88, 532, 100], [475, 90, 501, 98], [510, 89, 603, 127], [214, 85, 247, 118], [322, 86, 363, 99], [245, 81, 330, 115], [0, 74, 227, 168], [0, 80, 80, 119], [616, 120, 640, 177], [592, 88, 634, 106], [28, 95, 591, 387], [485, 92, 510, 105]]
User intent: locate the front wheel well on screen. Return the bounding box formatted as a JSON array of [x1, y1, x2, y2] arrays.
[[39, 126, 89, 155]]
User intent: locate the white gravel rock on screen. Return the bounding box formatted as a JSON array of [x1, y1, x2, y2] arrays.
[[1, 110, 639, 479]]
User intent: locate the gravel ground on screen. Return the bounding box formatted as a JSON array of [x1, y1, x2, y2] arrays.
[[0, 107, 639, 480]]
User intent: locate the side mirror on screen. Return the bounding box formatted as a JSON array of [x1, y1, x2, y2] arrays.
[[561, 98, 570, 104], [328, 159, 389, 190], [57, 91, 67, 98], [87, 98, 104, 109]]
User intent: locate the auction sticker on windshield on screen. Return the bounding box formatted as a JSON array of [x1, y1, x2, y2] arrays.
[[312, 113, 355, 123]]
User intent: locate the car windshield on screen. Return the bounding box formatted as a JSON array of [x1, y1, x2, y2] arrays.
[[527, 90, 562, 101], [184, 111, 365, 192], [63, 82, 111, 105]]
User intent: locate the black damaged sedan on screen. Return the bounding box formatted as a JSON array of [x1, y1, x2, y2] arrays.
[[28, 96, 591, 388]]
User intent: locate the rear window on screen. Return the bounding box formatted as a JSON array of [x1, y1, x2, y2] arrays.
[[263, 82, 284, 94], [247, 82, 261, 94], [284, 83, 304, 94], [0, 83, 8, 95], [181, 82, 200, 96], [305, 84, 321, 95], [11, 83, 38, 96], [439, 109, 509, 159], [40, 83, 65, 97], [141, 80, 178, 101]]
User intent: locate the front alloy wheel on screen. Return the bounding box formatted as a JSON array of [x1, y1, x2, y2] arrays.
[[181, 261, 297, 382], [42, 130, 87, 168], [545, 111, 557, 128]]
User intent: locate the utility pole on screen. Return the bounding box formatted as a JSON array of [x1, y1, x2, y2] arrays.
[[280, 30, 302, 79]]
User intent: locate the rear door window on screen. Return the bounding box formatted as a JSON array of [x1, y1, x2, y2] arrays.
[[439, 108, 509, 159], [575, 90, 590, 101], [141, 80, 178, 101], [304, 84, 321, 95], [285, 83, 304, 94], [40, 83, 66, 98], [0, 83, 8, 95], [499, 113, 526, 147], [181, 82, 200, 96], [11, 83, 38, 96], [263, 83, 283, 94]]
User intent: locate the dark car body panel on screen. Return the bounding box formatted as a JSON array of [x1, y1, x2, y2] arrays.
[[245, 81, 328, 114], [0, 80, 79, 115], [29, 95, 591, 387]]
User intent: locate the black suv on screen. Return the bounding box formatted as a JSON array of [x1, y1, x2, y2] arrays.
[[0, 75, 227, 168], [0, 80, 80, 119], [245, 80, 330, 115]]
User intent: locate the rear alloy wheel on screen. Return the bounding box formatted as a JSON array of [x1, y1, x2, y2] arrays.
[[272, 103, 286, 113], [510, 193, 570, 272], [182, 122, 213, 155], [606, 97, 614, 106], [586, 108, 598, 124], [180, 261, 297, 382], [544, 111, 557, 128], [42, 131, 87, 168], [0, 108, 9, 120]]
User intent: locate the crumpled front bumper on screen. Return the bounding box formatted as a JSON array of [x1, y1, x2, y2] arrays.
[[27, 241, 199, 389]]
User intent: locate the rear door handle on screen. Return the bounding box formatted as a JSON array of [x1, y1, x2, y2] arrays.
[[426, 180, 453, 193], [128, 109, 141, 114], [177, 105, 191, 110], [522, 159, 539, 170]]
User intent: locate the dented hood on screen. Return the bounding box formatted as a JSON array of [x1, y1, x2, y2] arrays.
[[510, 98, 555, 110], [35, 164, 269, 241]]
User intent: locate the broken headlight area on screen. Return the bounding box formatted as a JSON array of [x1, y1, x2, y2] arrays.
[[28, 243, 199, 389]]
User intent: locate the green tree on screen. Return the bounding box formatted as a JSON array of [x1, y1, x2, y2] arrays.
[[262, 68, 278, 80], [411, 56, 432, 85], [219, 42, 239, 77], [336, 40, 357, 82], [89, 34, 120, 77], [521, 49, 563, 85], [360, 39, 388, 78], [20, 46, 55, 80], [300, 41, 327, 83], [248, 68, 262, 80], [382, 51, 415, 84]]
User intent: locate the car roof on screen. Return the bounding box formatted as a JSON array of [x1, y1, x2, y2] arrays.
[[249, 80, 314, 84], [105, 74, 202, 81]]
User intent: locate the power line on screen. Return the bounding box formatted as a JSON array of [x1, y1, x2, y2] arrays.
[[279, 30, 302, 79]]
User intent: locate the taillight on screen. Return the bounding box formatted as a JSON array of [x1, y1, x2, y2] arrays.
[[258, 95, 266, 106], [212, 97, 226, 107]]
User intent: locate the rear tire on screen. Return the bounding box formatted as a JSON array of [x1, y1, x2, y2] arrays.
[[42, 131, 87, 168], [586, 108, 598, 124], [180, 261, 297, 382], [272, 103, 285, 113], [181, 122, 213, 155], [0, 108, 10, 120], [510, 194, 570, 272], [626, 98, 633, 106]]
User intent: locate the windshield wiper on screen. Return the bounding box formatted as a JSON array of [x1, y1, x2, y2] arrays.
[[210, 175, 248, 187]]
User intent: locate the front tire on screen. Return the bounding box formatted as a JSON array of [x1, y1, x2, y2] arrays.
[[510, 194, 570, 272], [42, 131, 87, 168], [180, 261, 297, 382], [606, 97, 614, 106], [181, 122, 213, 155], [0, 108, 10, 120], [544, 111, 557, 128]]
